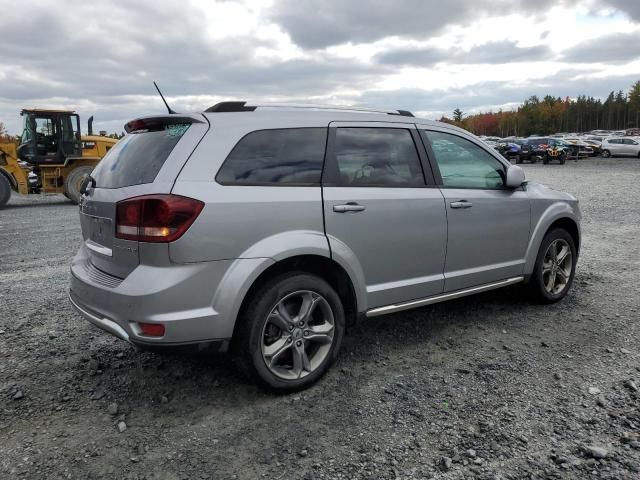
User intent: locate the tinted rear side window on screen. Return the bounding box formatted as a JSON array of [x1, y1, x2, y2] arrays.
[[92, 124, 190, 189], [216, 128, 327, 186], [332, 128, 424, 187]]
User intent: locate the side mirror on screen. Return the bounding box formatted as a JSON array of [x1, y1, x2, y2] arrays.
[[505, 165, 526, 188]]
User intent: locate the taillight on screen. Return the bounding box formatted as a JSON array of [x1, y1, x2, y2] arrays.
[[115, 195, 204, 243]]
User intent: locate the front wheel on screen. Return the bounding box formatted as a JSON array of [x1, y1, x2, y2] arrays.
[[601, 149, 611, 158], [233, 273, 345, 391], [527, 228, 577, 303]]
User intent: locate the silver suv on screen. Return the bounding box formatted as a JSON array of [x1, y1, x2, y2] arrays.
[[70, 103, 581, 391]]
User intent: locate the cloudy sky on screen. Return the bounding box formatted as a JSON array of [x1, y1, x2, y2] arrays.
[[1, 0, 639, 134]]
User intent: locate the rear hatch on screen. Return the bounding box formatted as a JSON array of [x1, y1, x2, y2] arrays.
[[79, 114, 209, 279]]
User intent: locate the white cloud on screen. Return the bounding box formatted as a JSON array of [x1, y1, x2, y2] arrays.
[[0, 0, 639, 134]]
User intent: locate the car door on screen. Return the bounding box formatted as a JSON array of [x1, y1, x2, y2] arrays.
[[322, 122, 447, 309], [623, 138, 640, 156], [608, 139, 623, 155], [420, 127, 531, 292]]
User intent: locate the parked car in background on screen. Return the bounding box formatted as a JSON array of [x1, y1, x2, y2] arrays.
[[601, 137, 640, 158], [581, 139, 602, 156], [511, 139, 537, 163], [518, 141, 536, 163], [69, 103, 581, 391], [563, 139, 594, 158], [494, 141, 521, 162], [480, 136, 503, 143]]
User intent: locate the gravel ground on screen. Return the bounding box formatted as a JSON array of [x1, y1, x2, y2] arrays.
[[1, 157, 639, 480]]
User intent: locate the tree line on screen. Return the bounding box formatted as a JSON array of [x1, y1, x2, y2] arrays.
[[443, 80, 640, 137]]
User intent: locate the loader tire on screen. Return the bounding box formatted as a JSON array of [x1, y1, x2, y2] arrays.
[[64, 166, 93, 204], [0, 173, 11, 208]]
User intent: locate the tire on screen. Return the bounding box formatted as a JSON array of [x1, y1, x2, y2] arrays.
[[515, 155, 522, 164], [0, 173, 11, 208], [232, 272, 345, 392], [64, 166, 93, 204], [602, 149, 611, 158], [560, 153, 566, 165], [543, 155, 549, 165], [527, 228, 577, 304]]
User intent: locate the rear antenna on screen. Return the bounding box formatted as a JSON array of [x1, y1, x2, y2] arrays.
[[153, 81, 176, 114]]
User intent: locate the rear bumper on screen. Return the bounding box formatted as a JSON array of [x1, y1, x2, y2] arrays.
[[69, 244, 240, 347], [69, 292, 131, 342]]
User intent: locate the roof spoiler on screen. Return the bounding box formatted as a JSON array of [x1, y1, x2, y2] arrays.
[[124, 115, 205, 134], [205, 101, 256, 113]]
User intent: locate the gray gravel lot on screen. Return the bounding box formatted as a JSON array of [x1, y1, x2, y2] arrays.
[[1, 157, 639, 479]]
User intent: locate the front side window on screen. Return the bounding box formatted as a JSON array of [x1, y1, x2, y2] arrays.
[[423, 130, 505, 189], [216, 128, 327, 186], [333, 128, 424, 187]]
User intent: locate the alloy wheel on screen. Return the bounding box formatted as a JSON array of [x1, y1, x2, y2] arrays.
[[260, 290, 335, 380], [542, 239, 573, 295]]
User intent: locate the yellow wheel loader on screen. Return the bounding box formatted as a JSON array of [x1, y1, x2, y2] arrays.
[[0, 109, 118, 207]]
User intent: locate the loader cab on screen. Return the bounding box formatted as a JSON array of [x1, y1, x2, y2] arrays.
[[17, 109, 82, 165]]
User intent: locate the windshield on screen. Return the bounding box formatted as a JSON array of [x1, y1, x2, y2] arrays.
[[20, 115, 34, 146]]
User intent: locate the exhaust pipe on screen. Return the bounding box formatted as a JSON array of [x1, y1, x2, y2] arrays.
[[87, 116, 94, 136]]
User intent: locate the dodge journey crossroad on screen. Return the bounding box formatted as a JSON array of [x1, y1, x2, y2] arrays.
[[69, 103, 581, 391]]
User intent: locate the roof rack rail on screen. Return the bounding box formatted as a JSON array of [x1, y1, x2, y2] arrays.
[[203, 102, 414, 117]]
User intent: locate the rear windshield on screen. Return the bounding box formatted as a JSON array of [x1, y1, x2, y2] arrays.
[[91, 124, 190, 189]]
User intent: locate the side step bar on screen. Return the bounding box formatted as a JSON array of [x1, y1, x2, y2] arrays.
[[366, 276, 524, 318]]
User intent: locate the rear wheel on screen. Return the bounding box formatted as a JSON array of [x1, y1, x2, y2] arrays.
[[602, 149, 611, 158], [527, 228, 576, 304], [64, 166, 93, 204], [0, 173, 11, 208], [233, 273, 345, 391]]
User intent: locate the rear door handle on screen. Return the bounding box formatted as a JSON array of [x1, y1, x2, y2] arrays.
[[450, 200, 473, 209], [333, 203, 366, 213]]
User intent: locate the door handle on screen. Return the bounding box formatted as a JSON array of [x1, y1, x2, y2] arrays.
[[333, 203, 366, 213], [450, 200, 473, 209]]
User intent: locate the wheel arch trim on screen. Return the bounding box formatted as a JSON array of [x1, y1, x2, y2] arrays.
[[524, 204, 581, 275], [211, 231, 367, 338]]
